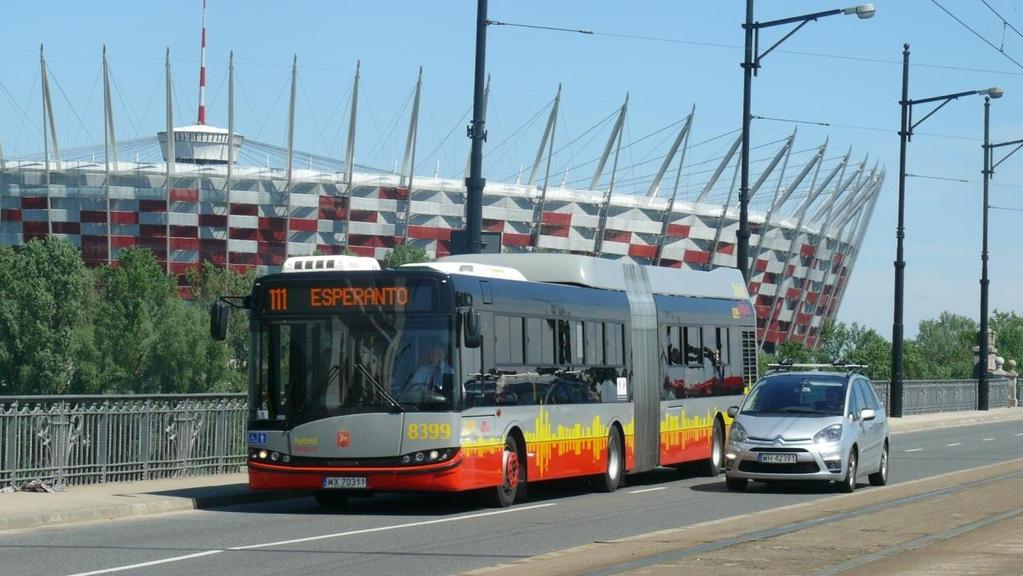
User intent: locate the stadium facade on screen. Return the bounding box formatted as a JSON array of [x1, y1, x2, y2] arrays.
[[0, 22, 883, 352]]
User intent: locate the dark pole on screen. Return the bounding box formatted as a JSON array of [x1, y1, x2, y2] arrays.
[[891, 43, 909, 418], [979, 96, 990, 410], [738, 0, 754, 284], [464, 0, 487, 254]]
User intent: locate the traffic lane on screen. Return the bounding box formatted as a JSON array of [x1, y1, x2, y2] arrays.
[[888, 420, 1023, 483], [0, 471, 863, 576], [0, 421, 1018, 576]]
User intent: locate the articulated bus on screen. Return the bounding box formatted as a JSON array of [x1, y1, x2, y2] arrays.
[[210, 253, 758, 508]]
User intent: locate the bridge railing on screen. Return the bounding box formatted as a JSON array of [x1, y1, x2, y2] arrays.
[[0, 380, 1016, 489], [0, 394, 246, 490], [871, 378, 1015, 415]]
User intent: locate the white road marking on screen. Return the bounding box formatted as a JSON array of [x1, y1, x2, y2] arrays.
[[65, 502, 556, 575], [628, 487, 667, 494], [1016, 433, 1023, 437], [66, 551, 224, 576], [904, 448, 924, 453], [983, 438, 996, 442], [946, 443, 962, 447]]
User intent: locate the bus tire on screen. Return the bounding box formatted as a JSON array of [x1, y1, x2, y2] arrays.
[[313, 490, 349, 510], [697, 417, 724, 477], [594, 426, 624, 493], [485, 435, 522, 508]]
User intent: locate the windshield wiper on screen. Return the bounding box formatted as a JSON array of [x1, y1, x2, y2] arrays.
[[773, 407, 828, 414], [354, 361, 405, 413], [293, 363, 341, 421]]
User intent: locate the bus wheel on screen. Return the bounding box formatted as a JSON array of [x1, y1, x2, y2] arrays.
[[486, 435, 521, 508], [697, 418, 724, 477], [593, 426, 624, 493], [314, 490, 348, 511]]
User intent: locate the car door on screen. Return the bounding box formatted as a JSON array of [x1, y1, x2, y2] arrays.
[[853, 379, 881, 470]]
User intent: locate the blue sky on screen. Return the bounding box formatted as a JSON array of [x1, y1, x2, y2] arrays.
[[3, 1, 1023, 340]]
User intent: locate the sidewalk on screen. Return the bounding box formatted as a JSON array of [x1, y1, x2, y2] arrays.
[[1, 407, 1020, 533]]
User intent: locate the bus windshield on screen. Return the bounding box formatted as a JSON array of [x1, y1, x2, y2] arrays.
[[254, 314, 457, 424]]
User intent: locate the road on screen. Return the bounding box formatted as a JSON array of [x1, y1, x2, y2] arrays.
[[2, 420, 1021, 576]]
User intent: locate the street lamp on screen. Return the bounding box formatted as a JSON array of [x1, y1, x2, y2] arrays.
[[980, 100, 1020, 411], [890, 43, 1001, 418], [738, 1, 874, 283]]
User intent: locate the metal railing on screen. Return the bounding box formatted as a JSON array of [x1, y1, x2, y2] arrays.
[[872, 378, 1014, 415], [0, 394, 246, 490], [0, 380, 1016, 489]]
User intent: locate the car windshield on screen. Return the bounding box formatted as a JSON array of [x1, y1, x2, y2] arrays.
[[741, 375, 847, 416], [252, 314, 457, 424]]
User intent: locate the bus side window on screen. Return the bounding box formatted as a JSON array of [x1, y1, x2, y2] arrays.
[[717, 327, 729, 366], [574, 321, 584, 364], [541, 319, 556, 365], [684, 326, 702, 367], [526, 318, 542, 364], [584, 322, 597, 365], [495, 316, 511, 364]]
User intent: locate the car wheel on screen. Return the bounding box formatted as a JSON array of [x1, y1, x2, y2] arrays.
[[837, 449, 857, 493], [594, 426, 624, 493], [697, 418, 724, 477], [313, 490, 349, 510], [484, 435, 522, 507], [869, 443, 889, 486], [726, 476, 748, 492]]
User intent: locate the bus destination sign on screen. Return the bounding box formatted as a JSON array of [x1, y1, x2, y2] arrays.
[[262, 280, 436, 315]]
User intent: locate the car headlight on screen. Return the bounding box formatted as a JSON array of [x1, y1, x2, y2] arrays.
[[729, 421, 747, 443], [814, 424, 843, 444]]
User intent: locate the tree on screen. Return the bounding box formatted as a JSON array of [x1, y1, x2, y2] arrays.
[[990, 309, 1023, 373], [92, 247, 176, 394], [184, 262, 258, 391], [914, 312, 977, 379], [381, 243, 430, 268], [0, 238, 93, 394]]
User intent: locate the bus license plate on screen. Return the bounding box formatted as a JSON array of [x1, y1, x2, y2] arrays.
[[322, 477, 367, 489], [757, 453, 797, 464]]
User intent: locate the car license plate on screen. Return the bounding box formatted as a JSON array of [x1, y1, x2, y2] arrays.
[[757, 452, 797, 464], [322, 477, 367, 489]]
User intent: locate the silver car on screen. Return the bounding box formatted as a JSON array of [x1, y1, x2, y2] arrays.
[[723, 367, 889, 493]]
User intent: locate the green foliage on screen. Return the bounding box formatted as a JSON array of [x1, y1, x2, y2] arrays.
[[990, 310, 1023, 373], [381, 243, 431, 268], [913, 312, 977, 379], [185, 262, 258, 391], [0, 239, 94, 394]]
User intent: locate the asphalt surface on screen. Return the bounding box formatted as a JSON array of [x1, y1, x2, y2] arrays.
[[1, 409, 1021, 576]]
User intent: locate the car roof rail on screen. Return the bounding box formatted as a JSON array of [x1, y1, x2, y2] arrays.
[[765, 360, 869, 374]]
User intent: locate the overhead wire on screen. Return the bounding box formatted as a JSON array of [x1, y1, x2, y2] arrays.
[[930, 0, 1023, 70]]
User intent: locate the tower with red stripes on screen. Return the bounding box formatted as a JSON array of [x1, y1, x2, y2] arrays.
[[197, 0, 208, 125]]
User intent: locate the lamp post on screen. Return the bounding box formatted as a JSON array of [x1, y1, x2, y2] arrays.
[[738, 1, 875, 283], [980, 105, 1022, 410], [463, 0, 488, 255], [890, 43, 1001, 417]]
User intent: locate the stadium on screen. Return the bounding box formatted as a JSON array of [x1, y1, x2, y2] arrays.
[[0, 9, 884, 352]]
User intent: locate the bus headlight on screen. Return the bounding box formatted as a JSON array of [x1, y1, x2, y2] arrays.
[[399, 448, 458, 465]]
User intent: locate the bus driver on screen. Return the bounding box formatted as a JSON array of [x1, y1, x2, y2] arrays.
[[409, 343, 454, 397]]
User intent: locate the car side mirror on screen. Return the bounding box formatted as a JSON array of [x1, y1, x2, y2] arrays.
[[860, 408, 876, 421], [727, 406, 739, 418], [210, 300, 230, 341]]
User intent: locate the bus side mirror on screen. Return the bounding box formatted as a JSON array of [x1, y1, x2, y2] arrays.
[[463, 310, 482, 349], [210, 300, 230, 341]]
